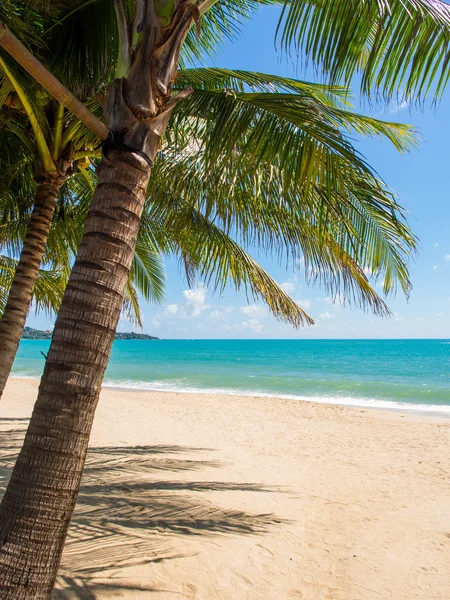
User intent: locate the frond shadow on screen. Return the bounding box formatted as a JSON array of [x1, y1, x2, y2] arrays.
[[53, 577, 165, 600], [0, 417, 287, 599]]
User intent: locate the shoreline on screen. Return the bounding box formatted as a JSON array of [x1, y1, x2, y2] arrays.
[[10, 375, 450, 420]]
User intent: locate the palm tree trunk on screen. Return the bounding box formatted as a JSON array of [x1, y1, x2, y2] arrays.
[[0, 147, 153, 598], [0, 3, 194, 594], [0, 177, 63, 399]]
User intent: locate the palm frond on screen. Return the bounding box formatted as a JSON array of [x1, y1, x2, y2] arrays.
[[169, 86, 417, 207], [131, 230, 166, 305], [122, 279, 144, 328], [0, 254, 66, 316], [42, 0, 118, 99], [123, 232, 166, 326], [182, 0, 284, 65], [0, 55, 54, 172], [176, 67, 352, 106], [149, 99, 417, 315], [147, 202, 313, 326], [277, 0, 450, 102], [33, 266, 68, 316], [0, 1, 45, 48]]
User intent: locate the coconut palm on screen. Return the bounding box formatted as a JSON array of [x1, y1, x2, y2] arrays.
[[0, 56, 104, 398], [0, 144, 165, 328], [0, 0, 291, 396], [2, 76, 416, 330], [0, 0, 449, 596], [0, 61, 419, 391]]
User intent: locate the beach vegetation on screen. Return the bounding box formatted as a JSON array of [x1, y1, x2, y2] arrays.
[[0, 0, 449, 596]]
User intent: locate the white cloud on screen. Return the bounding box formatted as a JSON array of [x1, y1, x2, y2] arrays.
[[387, 100, 409, 114], [209, 310, 225, 321], [295, 298, 312, 310], [376, 100, 408, 118], [166, 304, 179, 316], [242, 319, 263, 333], [317, 295, 344, 308], [240, 304, 266, 318], [280, 280, 296, 294], [223, 324, 240, 332], [319, 311, 335, 320], [183, 284, 208, 308], [177, 284, 210, 317], [159, 284, 210, 321], [222, 319, 263, 334], [209, 307, 233, 321], [416, 318, 424, 322], [445, 255, 450, 262], [435, 242, 439, 247], [393, 312, 404, 322], [433, 265, 439, 272]]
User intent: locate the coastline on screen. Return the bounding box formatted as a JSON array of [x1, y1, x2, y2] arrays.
[[14, 339, 450, 417], [104, 383, 450, 419], [1, 377, 449, 599], [10, 374, 450, 418]]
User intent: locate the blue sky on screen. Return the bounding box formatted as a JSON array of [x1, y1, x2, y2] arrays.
[[28, 5, 450, 339]]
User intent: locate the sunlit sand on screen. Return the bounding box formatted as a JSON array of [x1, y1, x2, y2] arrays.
[[1, 378, 449, 599]]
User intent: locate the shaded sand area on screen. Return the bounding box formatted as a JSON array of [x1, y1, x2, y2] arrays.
[[1, 378, 449, 599]]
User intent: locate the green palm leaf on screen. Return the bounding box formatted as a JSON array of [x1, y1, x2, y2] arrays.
[[176, 67, 352, 104], [132, 231, 166, 305], [0, 1, 45, 48], [150, 88, 418, 313], [0, 255, 66, 316], [277, 0, 450, 102], [146, 201, 314, 326], [170, 84, 417, 206]]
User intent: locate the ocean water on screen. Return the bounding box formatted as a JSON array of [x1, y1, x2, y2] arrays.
[[12, 339, 450, 413], [13, 340, 450, 415]]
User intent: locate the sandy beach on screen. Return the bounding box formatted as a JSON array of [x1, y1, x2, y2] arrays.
[[1, 377, 449, 599]]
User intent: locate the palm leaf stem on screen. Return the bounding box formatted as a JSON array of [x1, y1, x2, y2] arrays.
[[198, 0, 221, 16], [0, 56, 55, 173], [50, 103, 64, 162], [0, 21, 108, 140]]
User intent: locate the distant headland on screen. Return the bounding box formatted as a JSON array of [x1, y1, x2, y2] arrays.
[[21, 327, 159, 340]]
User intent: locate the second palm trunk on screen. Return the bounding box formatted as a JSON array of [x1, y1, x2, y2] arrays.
[[0, 176, 64, 399]]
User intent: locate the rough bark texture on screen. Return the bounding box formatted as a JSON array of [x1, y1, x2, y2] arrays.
[[0, 3, 196, 595], [0, 147, 154, 598], [0, 177, 63, 399]]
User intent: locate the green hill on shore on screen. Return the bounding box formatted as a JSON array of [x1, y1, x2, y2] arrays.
[[22, 327, 159, 340]]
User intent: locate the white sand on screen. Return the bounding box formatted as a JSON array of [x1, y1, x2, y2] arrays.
[[1, 377, 449, 599]]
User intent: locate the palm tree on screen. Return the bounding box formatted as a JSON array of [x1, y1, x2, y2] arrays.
[[0, 64, 419, 386], [0, 55, 105, 398], [3, 76, 414, 332], [0, 144, 165, 328], [0, 0, 449, 596]]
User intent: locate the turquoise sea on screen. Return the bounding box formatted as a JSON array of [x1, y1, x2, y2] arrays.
[[12, 339, 450, 413]]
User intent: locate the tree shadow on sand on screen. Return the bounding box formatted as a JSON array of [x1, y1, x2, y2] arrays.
[[0, 418, 287, 599]]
